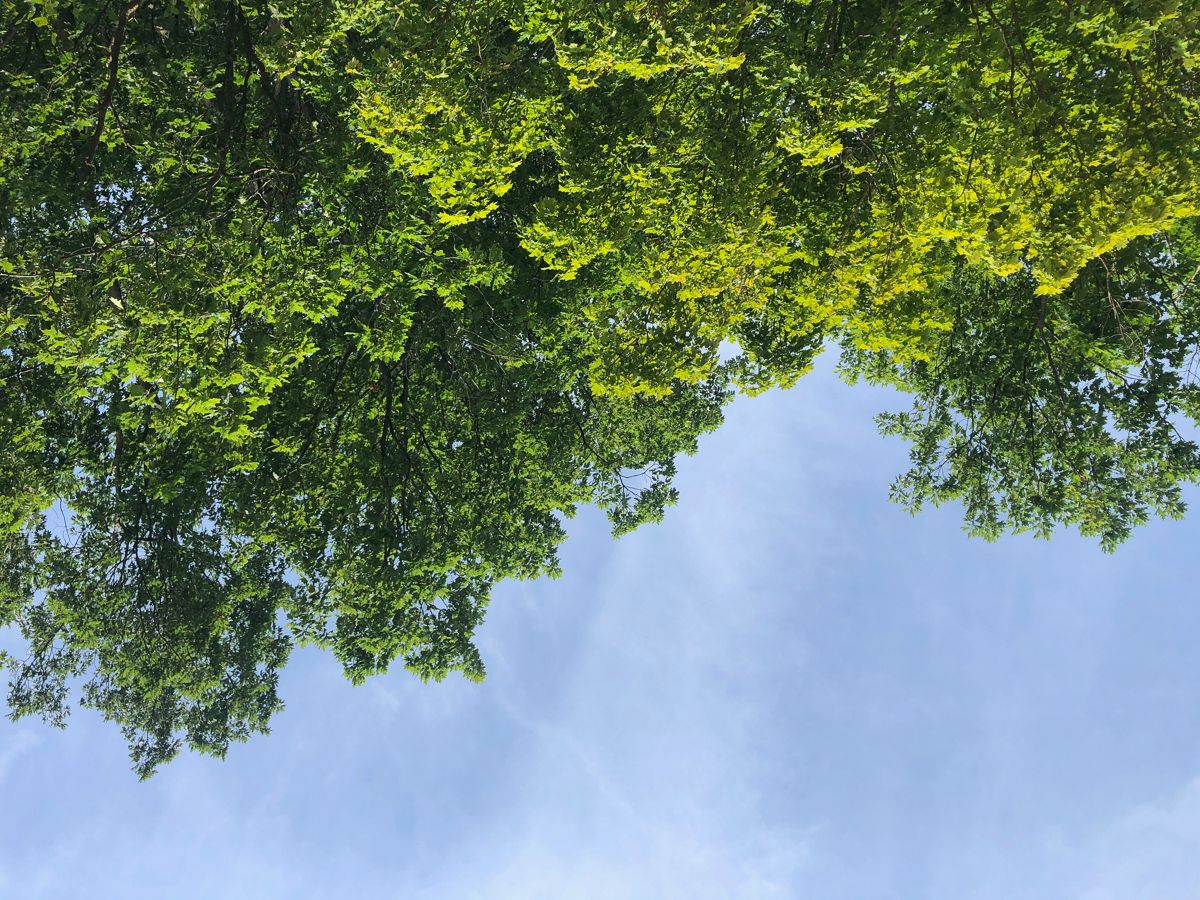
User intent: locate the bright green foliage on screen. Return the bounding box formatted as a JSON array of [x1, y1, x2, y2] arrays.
[[356, 0, 1200, 390], [1, 0, 1198, 773]]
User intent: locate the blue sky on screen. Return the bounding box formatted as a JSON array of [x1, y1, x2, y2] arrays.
[[3, 359, 1200, 899]]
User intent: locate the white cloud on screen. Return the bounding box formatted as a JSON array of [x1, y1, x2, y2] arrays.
[[1079, 778, 1200, 900], [0, 727, 39, 785]]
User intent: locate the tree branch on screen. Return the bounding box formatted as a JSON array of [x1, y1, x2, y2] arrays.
[[88, 0, 143, 166]]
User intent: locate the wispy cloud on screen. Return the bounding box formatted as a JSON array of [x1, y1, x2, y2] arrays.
[[1078, 777, 1200, 900], [0, 728, 39, 786]]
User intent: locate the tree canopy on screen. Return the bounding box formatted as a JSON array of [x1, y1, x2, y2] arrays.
[[2, 0, 1198, 774]]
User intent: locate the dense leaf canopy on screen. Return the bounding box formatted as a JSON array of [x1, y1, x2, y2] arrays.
[[2, 0, 1198, 773]]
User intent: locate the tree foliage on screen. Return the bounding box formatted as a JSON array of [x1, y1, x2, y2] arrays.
[[842, 225, 1200, 550], [1, 0, 1198, 772]]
